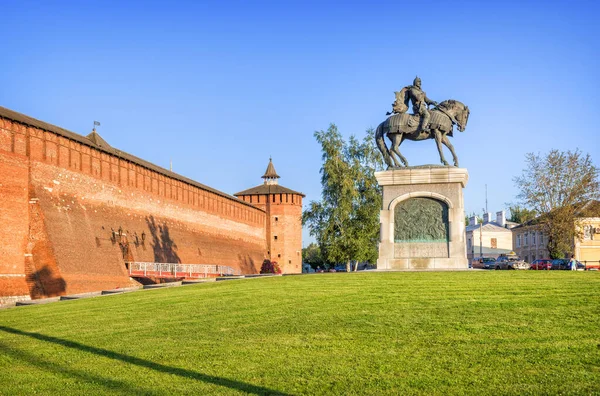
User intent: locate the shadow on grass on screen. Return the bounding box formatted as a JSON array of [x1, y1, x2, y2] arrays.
[[0, 342, 160, 395], [0, 326, 289, 396]]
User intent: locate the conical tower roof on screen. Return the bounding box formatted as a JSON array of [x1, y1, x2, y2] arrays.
[[234, 157, 304, 197], [261, 157, 280, 180]]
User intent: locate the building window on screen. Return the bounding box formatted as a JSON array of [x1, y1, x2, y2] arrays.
[[278, 254, 281, 258], [525, 255, 529, 263], [274, 235, 278, 240], [491, 238, 497, 249], [532, 232, 536, 245], [275, 217, 278, 222], [524, 233, 528, 246], [468, 238, 472, 250], [517, 235, 521, 248]]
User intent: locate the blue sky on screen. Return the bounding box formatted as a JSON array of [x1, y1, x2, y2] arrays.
[[2, 0, 598, 245]]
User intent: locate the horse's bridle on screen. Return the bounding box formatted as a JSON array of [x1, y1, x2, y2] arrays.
[[432, 104, 464, 131]]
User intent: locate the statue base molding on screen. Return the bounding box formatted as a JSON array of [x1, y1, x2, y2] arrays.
[[376, 166, 469, 271]]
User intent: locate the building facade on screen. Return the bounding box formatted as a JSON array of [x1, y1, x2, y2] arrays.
[[466, 211, 517, 261], [512, 202, 600, 264], [511, 226, 549, 263]]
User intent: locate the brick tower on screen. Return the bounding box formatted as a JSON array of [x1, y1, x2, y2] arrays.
[[235, 159, 304, 274]]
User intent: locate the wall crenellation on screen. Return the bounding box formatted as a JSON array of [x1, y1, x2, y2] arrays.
[[0, 118, 264, 227]]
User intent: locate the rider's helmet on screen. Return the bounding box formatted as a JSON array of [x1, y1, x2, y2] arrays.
[[413, 76, 421, 87]]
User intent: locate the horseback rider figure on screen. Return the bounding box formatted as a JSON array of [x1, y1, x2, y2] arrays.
[[387, 76, 439, 132]]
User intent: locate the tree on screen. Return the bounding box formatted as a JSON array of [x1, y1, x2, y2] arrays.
[[303, 125, 385, 271], [506, 205, 537, 224], [513, 149, 600, 258], [260, 259, 282, 274], [302, 243, 324, 269]]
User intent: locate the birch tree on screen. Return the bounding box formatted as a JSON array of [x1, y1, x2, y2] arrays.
[[303, 125, 384, 271]]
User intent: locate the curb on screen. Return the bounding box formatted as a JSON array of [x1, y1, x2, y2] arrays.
[[143, 281, 182, 289]]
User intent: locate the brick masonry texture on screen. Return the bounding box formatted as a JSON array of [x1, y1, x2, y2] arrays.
[[237, 193, 303, 274], [0, 114, 278, 303]]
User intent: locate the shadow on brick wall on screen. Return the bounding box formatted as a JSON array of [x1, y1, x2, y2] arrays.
[[238, 254, 257, 274], [145, 216, 181, 264], [27, 266, 66, 298]]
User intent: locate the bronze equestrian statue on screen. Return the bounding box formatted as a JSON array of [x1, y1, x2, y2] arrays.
[[377, 77, 470, 168], [387, 76, 438, 132]]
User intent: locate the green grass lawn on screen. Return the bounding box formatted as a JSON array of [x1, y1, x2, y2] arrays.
[[0, 271, 599, 395]]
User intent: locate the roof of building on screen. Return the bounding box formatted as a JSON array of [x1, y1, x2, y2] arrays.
[[235, 184, 305, 197], [466, 222, 512, 233], [262, 158, 280, 179], [0, 105, 261, 210], [86, 130, 112, 150]]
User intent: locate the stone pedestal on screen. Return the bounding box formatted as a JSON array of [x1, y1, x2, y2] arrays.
[[376, 166, 469, 270]]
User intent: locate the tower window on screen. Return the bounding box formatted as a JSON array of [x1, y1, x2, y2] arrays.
[[275, 217, 278, 221], [278, 254, 281, 258], [274, 235, 278, 240]]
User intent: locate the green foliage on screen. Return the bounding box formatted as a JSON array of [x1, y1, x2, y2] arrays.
[[514, 149, 600, 258], [302, 125, 385, 268], [0, 272, 599, 394], [302, 242, 324, 268], [507, 205, 537, 224]]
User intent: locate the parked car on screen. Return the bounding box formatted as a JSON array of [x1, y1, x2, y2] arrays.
[[334, 265, 347, 272], [472, 257, 496, 270], [550, 259, 585, 270], [495, 255, 530, 270], [530, 259, 552, 270]]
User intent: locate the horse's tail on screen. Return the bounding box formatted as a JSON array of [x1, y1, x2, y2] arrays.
[[375, 122, 392, 168]]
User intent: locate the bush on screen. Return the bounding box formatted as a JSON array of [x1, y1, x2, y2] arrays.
[[260, 259, 282, 274]]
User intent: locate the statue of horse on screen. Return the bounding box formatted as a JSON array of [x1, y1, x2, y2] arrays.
[[375, 99, 470, 168]]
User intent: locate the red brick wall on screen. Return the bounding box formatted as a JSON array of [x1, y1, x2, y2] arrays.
[[0, 148, 30, 304], [0, 116, 267, 301], [238, 192, 303, 274]]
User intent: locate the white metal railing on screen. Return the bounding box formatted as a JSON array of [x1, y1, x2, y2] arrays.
[[125, 262, 238, 278]]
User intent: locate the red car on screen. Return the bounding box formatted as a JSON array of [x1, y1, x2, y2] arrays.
[[530, 259, 552, 270]]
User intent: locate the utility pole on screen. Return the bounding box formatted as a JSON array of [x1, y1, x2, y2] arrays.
[[479, 217, 483, 258], [480, 207, 485, 258], [485, 184, 488, 214]]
